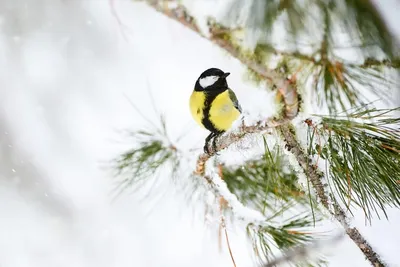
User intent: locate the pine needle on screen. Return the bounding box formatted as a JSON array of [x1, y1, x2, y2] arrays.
[[310, 107, 400, 220]]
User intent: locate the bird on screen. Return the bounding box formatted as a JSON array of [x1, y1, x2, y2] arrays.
[[189, 67, 242, 154]]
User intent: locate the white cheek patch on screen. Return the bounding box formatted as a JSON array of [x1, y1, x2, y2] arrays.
[[199, 75, 219, 88]]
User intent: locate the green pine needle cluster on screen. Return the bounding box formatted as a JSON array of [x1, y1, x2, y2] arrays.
[[221, 137, 324, 264], [341, 0, 398, 57], [247, 211, 324, 266], [216, 0, 399, 113], [112, 122, 179, 195], [307, 107, 400, 220], [313, 62, 396, 113], [222, 138, 307, 212]]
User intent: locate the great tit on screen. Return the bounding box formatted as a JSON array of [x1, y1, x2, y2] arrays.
[[189, 67, 242, 154]]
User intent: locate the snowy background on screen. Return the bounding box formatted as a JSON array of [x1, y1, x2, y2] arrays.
[[0, 0, 399, 266]]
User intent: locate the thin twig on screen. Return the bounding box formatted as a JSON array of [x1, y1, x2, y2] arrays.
[[218, 163, 228, 251], [221, 216, 237, 267], [109, 0, 132, 41]]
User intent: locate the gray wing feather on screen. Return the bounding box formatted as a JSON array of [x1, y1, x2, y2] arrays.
[[228, 89, 242, 113]]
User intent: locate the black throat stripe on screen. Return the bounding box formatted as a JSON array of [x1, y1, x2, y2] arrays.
[[201, 89, 226, 134]]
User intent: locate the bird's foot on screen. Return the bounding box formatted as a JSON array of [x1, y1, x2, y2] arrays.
[[212, 135, 219, 154], [203, 132, 220, 155], [203, 142, 211, 154], [204, 132, 214, 155]]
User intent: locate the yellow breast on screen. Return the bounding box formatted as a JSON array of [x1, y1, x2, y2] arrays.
[[189, 91, 206, 128], [209, 90, 241, 132]]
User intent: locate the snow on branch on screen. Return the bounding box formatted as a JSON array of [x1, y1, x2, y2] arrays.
[[203, 170, 266, 224]]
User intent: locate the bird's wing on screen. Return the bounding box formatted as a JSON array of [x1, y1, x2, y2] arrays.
[[228, 89, 242, 113]]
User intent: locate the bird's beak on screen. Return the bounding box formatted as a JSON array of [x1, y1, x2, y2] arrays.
[[222, 72, 230, 78]]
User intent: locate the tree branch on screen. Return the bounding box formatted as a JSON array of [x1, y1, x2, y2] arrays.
[[202, 170, 266, 225], [279, 123, 387, 267], [143, 2, 387, 266], [195, 118, 289, 175]]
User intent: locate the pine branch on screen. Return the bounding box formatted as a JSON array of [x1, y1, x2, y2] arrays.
[[111, 116, 179, 196], [201, 137, 324, 265], [342, 0, 399, 57], [111, 106, 317, 265], [307, 62, 395, 113], [309, 107, 400, 220], [195, 118, 289, 175], [135, 2, 391, 266], [222, 140, 307, 211], [311, 2, 398, 113], [216, 0, 399, 113], [249, 46, 399, 111], [247, 45, 399, 114], [279, 124, 330, 210], [201, 170, 322, 265], [279, 123, 387, 267]]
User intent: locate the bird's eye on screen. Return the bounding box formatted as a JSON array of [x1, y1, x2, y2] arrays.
[[199, 75, 219, 88]]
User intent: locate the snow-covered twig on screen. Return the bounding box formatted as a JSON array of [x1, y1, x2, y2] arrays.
[[203, 170, 266, 225], [195, 118, 288, 175]]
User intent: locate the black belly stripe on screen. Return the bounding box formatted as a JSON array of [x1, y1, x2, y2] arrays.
[[202, 89, 225, 134]]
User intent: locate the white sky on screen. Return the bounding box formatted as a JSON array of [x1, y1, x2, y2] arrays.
[[0, 0, 399, 267]]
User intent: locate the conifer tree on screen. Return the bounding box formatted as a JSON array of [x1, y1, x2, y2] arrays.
[[113, 1, 400, 266]]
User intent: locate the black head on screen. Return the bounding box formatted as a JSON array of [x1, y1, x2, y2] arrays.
[[194, 67, 230, 92]]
